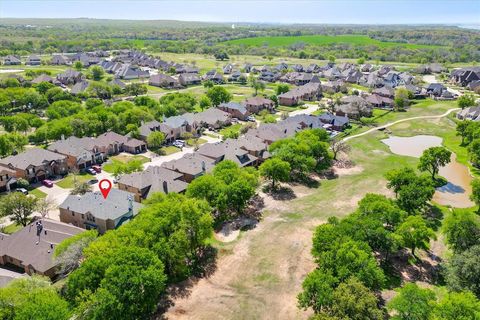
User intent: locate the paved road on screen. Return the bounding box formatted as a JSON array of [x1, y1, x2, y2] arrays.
[[343, 108, 460, 142]]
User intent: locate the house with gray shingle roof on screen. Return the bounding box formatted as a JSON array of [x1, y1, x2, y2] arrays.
[[161, 153, 215, 182], [0, 219, 84, 278], [3, 55, 21, 65], [118, 166, 188, 201], [59, 189, 141, 234], [218, 102, 250, 120], [26, 55, 41, 66], [0, 148, 68, 182]]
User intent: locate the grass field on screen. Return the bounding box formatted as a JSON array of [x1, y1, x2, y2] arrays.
[[29, 188, 47, 199], [224, 34, 440, 49], [1, 222, 22, 234], [56, 173, 92, 189], [160, 146, 181, 155]]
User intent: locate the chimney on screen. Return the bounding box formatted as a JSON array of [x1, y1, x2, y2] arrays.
[[284, 129, 287, 134], [163, 181, 168, 194], [201, 161, 206, 172]]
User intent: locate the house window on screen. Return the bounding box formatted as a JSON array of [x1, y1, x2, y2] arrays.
[[0, 176, 3, 182], [81, 214, 84, 220], [72, 212, 75, 217]]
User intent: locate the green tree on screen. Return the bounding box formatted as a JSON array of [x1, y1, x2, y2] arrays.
[[248, 75, 266, 96], [0, 276, 70, 320], [73, 61, 83, 71], [199, 95, 211, 110], [394, 87, 410, 111], [146, 131, 165, 149], [387, 283, 436, 320], [70, 182, 92, 195], [329, 277, 384, 320], [0, 134, 14, 156], [446, 245, 480, 297], [276, 83, 290, 95], [418, 146, 452, 180], [259, 158, 290, 190], [297, 270, 337, 313], [0, 192, 39, 226], [125, 83, 147, 97], [456, 121, 470, 145], [54, 230, 98, 276], [395, 215, 436, 258], [471, 178, 480, 213], [433, 291, 480, 320], [206, 86, 232, 107], [469, 139, 480, 167], [458, 94, 476, 109], [358, 193, 405, 229], [443, 209, 480, 253], [89, 65, 105, 81], [159, 92, 197, 114], [214, 51, 229, 60]]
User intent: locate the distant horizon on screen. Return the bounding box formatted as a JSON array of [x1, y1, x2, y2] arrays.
[[1, 1, 479, 25]]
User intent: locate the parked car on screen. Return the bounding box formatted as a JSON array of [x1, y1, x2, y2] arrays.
[[246, 116, 256, 122], [41, 179, 53, 188], [15, 188, 28, 195], [86, 168, 97, 175], [172, 141, 184, 148], [88, 179, 99, 185], [231, 118, 239, 123], [91, 165, 102, 173], [176, 140, 186, 146]]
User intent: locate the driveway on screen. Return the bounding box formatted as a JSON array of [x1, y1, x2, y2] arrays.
[[289, 103, 319, 117]]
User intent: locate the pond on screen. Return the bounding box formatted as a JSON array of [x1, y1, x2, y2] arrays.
[[381, 135, 474, 208]]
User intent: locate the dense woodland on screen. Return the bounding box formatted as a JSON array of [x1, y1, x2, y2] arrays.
[[1, 19, 479, 63]]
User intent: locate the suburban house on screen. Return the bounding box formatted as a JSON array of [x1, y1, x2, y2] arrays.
[[163, 115, 196, 138], [48, 136, 103, 169], [3, 55, 21, 65], [149, 74, 180, 88], [109, 78, 126, 89], [450, 67, 480, 87], [0, 219, 84, 278], [115, 64, 149, 80], [366, 93, 394, 108], [244, 96, 275, 113], [95, 131, 147, 155], [161, 153, 215, 183], [0, 148, 68, 182], [318, 113, 350, 131], [118, 166, 189, 201], [224, 136, 269, 161], [218, 102, 250, 120], [336, 96, 372, 119], [31, 74, 56, 85], [197, 142, 258, 167], [56, 69, 84, 85], [0, 166, 17, 192], [372, 86, 395, 98], [178, 73, 201, 86], [278, 82, 322, 106], [70, 80, 90, 95], [457, 106, 480, 121], [189, 108, 232, 129], [59, 189, 141, 234], [51, 54, 70, 65], [25, 55, 41, 66]]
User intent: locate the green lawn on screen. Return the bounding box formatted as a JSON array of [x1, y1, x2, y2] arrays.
[[224, 34, 441, 49], [110, 154, 150, 164], [219, 124, 243, 138], [186, 138, 207, 146], [160, 146, 181, 155], [29, 188, 47, 199], [56, 173, 92, 189], [1, 222, 22, 234]]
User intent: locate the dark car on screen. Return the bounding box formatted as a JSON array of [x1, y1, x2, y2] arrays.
[[91, 165, 102, 173], [87, 168, 97, 175], [42, 179, 53, 188], [88, 179, 99, 185]]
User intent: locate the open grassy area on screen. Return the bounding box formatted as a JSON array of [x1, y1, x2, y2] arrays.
[[219, 123, 243, 138], [56, 173, 92, 189], [186, 137, 207, 146], [224, 34, 441, 49], [110, 154, 150, 164], [1, 222, 22, 234], [29, 188, 47, 199], [160, 146, 181, 155]]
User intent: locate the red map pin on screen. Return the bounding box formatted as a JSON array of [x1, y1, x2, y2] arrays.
[[99, 179, 112, 199]]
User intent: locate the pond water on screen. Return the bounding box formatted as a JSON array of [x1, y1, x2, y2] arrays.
[[381, 135, 474, 208]]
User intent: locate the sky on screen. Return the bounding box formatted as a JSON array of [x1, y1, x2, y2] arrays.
[[1, 0, 479, 25]]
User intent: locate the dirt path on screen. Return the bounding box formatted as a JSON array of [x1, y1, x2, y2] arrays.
[[343, 108, 460, 142]]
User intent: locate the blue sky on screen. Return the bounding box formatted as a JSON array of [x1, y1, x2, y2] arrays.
[[1, 1, 479, 24]]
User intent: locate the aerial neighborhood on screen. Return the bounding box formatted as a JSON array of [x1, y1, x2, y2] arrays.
[[0, 10, 479, 320]]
